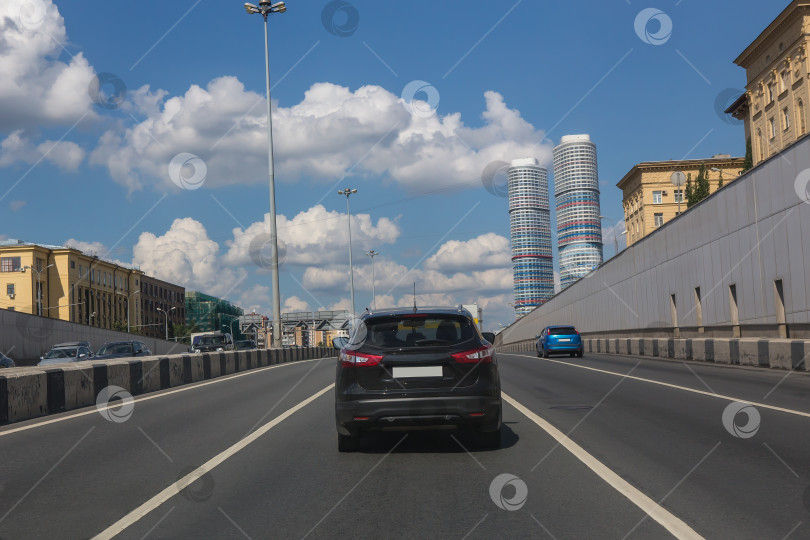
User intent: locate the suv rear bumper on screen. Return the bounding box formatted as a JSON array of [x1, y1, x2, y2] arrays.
[[336, 395, 501, 435], [542, 343, 582, 352]]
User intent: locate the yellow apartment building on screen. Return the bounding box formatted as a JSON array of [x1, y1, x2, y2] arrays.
[[0, 240, 143, 330], [726, 1, 810, 165], [618, 156, 746, 247]]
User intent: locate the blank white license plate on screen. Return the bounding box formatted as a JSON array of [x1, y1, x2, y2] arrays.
[[557, 338, 570, 342], [393, 366, 443, 378]]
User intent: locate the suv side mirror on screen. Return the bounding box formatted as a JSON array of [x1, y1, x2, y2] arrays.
[[482, 332, 496, 343]]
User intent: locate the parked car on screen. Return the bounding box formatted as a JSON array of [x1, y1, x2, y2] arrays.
[[537, 326, 584, 358], [189, 332, 234, 353], [0, 352, 15, 368], [235, 340, 257, 350], [334, 307, 502, 452], [94, 341, 151, 360], [38, 344, 94, 366]]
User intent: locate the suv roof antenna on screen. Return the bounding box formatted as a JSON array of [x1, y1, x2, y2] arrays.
[[413, 282, 417, 312]]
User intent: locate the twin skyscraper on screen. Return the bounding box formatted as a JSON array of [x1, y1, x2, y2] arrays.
[[508, 135, 603, 317]]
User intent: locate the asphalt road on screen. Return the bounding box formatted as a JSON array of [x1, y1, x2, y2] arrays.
[[1, 351, 809, 539]]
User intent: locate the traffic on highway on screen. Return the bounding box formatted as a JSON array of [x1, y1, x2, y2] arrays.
[[2, 336, 810, 538], [2, 0, 810, 538]]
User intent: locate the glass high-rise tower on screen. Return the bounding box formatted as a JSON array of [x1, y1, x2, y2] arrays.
[[553, 135, 603, 289], [508, 158, 554, 317]]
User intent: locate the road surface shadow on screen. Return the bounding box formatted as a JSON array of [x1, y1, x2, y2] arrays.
[[354, 425, 518, 454]]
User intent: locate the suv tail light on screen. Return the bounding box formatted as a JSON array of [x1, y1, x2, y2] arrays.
[[340, 349, 383, 368], [451, 345, 493, 364]]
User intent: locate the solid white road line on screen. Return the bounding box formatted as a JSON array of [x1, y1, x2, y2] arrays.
[[503, 392, 705, 540], [92, 383, 335, 540], [0, 357, 333, 437], [507, 353, 810, 419]]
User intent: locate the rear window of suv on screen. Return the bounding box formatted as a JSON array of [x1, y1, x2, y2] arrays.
[[360, 315, 476, 348], [549, 327, 578, 335]]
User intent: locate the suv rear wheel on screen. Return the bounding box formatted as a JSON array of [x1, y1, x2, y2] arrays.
[[338, 432, 360, 452]]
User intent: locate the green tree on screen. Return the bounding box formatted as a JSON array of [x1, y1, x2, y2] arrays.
[[742, 137, 753, 173], [687, 163, 711, 206], [717, 170, 724, 189], [172, 321, 199, 345], [685, 173, 694, 208], [112, 320, 127, 332]]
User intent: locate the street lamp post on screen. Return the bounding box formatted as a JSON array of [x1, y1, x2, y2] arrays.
[[338, 188, 358, 319], [366, 249, 379, 310], [599, 216, 619, 259], [671, 171, 687, 216], [244, 1, 287, 348], [710, 167, 724, 188], [156, 307, 176, 341], [115, 290, 140, 333], [220, 314, 240, 339]]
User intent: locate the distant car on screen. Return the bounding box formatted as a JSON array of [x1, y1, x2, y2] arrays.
[[189, 332, 234, 353], [38, 345, 94, 366], [94, 341, 151, 360], [52, 341, 92, 350], [334, 307, 502, 452], [537, 326, 583, 358], [235, 340, 257, 350], [0, 352, 15, 368]]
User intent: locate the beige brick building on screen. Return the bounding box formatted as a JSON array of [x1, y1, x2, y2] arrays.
[[727, 1, 810, 165], [617, 156, 745, 247], [0, 240, 143, 329]]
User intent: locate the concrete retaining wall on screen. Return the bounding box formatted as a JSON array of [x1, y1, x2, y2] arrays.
[[498, 337, 809, 372], [499, 135, 810, 345], [4, 309, 185, 365], [0, 347, 335, 425]]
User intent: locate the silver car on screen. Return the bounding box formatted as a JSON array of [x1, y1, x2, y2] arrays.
[[38, 345, 93, 366]]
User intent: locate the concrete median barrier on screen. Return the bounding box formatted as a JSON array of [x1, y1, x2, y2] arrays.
[[500, 335, 810, 374], [61, 365, 95, 410], [0, 347, 334, 426], [3, 370, 47, 423]]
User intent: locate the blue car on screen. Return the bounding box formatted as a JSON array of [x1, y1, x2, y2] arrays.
[[537, 326, 583, 358]]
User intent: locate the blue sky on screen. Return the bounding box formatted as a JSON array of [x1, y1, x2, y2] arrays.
[[0, 0, 787, 330]]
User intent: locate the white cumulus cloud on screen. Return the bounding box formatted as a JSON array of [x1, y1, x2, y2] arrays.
[[0, 130, 85, 171], [90, 79, 552, 193], [0, 0, 96, 131], [425, 233, 511, 273], [132, 217, 247, 299], [224, 205, 400, 268]]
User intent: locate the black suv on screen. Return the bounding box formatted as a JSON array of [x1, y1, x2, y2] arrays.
[[334, 307, 502, 452]]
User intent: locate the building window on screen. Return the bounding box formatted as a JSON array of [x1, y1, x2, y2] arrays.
[[7, 284, 14, 296], [798, 100, 806, 135], [652, 191, 663, 204], [0, 257, 21, 272], [674, 189, 684, 203], [35, 258, 44, 272], [70, 261, 75, 269], [769, 117, 776, 139], [654, 213, 664, 227], [783, 108, 790, 130]]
